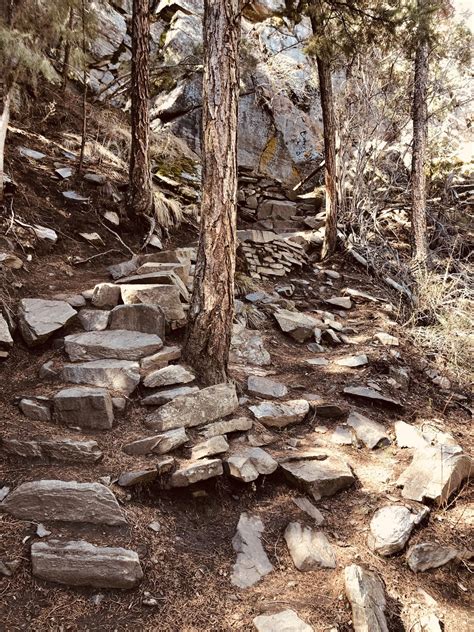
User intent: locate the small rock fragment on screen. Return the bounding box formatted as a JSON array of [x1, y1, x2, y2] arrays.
[[292, 497, 324, 525], [231, 513, 273, 588], [347, 412, 391, 449], [284, 522, 336, 570], [249, 399, 309, 428], [247, 375, 288, 399], [253, 609, 313, 632], [19, 398, 51, 422], [374, 332, 399, 346], [225, 448, 278, 482], [406, 543, 458, 572]]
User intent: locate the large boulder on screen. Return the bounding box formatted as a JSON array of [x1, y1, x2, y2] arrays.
[[18, 299, 77, 346], [31, 540, 143, 589]]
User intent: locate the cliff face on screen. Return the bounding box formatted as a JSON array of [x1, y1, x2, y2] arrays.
[[88, 0, 323, 186]]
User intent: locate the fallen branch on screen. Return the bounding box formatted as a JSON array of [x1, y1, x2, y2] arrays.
[[98, 219, 135, 256], [73, 248, 120, 265]]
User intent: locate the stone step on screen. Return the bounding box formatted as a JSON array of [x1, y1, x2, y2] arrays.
[[61, 359, 140, 396], [64, 330, 163, 361], [0, 437, 102, 463]]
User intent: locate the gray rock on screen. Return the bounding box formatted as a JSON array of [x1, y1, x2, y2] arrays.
[[230, 324, 271, 366], [225, 448, 278, 482], [253, 609, 313, 632], [53, 293, 85, 307], [344, 564, 388, 632], [0, 313, 13, 349], [1, 437, 102, 463], [19, 398, 51, 422], [201, 416, 253, 439], [374, 332, 399, 346], [36, 523, 51, 537], [292, 497, 324, 525], [31, 540, 142, 589], [302, 394, 348, 419], [143, 364, 195, 388], [62, 359, 140, 396], [1, 480, 126, 525], [394, 421, 428, 449], [18, 299, 77, 346], [284, 522, 336, 570], [325, 296, 352, 309], [406, 542, 458, 572], [344, 385, 402, 408], [334, 354, 368, 368], [347, 412, 391, 449], [368, 505, 428, 556], [249, 399, 309, 428], [117, 469, 158, 487], [274, 309, 322, 343], [78, 309, 110, 332], [120, 284, 186, 323], [123, 427, 188, 456], [91, 283, 121, 309], [231, 513, 273, 588], [107, 258, 139, 280], [39, 360, 58, 381], [64, 330, 163, 361], [108, 304, 165, 338], [247, 375, 288, 399], [54, 387, 114, 430], [145, 383, 238, 431], [191, 435, 229, 460], [305, 357, 329, 367], [141, 385, 200, 406], [112, 396, 126, 411], [141, 345, 182, 372], [397, 445, 472, 505], [281, 454, 355, 500], [117, 270, 189, 302], [412, 614, 443, 632], [90, 2, 127, 59], [330, 425, 354, 445], [170, 458, 223, 487]]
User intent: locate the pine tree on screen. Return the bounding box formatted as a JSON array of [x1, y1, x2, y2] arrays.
[[183, 0, 241, 385], [128, 0, 153, 217]]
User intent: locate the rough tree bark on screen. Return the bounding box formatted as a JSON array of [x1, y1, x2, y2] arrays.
[[128, 0, 152, 216], [411, 0, 430, 263], [183, 0, 241, 385]]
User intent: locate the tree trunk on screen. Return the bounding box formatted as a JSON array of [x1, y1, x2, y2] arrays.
[[411, 0, 430, 263], [317, 55, 338, 260], [0, 91, 11, 203], [128, 0, 152, 217], [61, 7, 74, 94], [183, 0, 241, 385]]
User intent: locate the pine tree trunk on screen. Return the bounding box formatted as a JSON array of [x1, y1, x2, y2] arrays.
[[128, 0, 152, 217], [0, 91, 11, 203], [183, 0, 241, 385], [411, 2, 429, 263], [317, 55, 338, 260]]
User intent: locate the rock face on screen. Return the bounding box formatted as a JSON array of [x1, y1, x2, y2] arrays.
[[54, 387, 114, 430], [249, 399, 309, 428], [226, 448, 278, 482], [347, 412, 391, 449], [18, 299, 77, 346], [108, 304, 166, 338], [64, 330, 163, 361], [31, 540, 143, 589], [170, 458, 223, 487], [145, 383, 238, 431], [61, 360, 140, 396], [274, 309, 321, 343], [284, 522, 336, 570], [247, 375, 288, 399], [253, 609, 313, 632], [344, 564, 388, 632], [143, 364, 195, 388], [397, 445, 472, 505], [123, 427, 188, 456], [368, 505, 428, 556], [406, 543, 458, 573], [120, 284, 186, 322], [1, 480, 126, 525], [231, 513, 273, 588], [1, 438, 102, 463], [281, 454, 355, 500], [230, 324, 271, 366]]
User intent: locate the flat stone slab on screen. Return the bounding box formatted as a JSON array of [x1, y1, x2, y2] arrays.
[[281, 454, 355, 500], [31, 540, 143, 588], [292, 497, 324, 525], [347, 412, 391, 449], [1, 437, 102, 463], [394, 421, 428, 449], [141, 345, 182, 372], [247, 376, 288, 399], [65, 330, 163, 361], [141, 385, 200, 407], [274, 309, 322, 343], [225, 448, 278, 482], [201, 416, 253, 439], [1, 480, 126, 525], [249, 400, 309, 428], [230, 324, 271, 366], [117, 469, 158, 487], [170, 458, 223, 487], [231, 513, 273, 588], [344, 564, 388, 632], [253, 610, 313, 632], [334, 354, 368, 368], [62, 360, 140, 396], [344, 385, 402, 408], [120, 284, 186, 322], [368, 504, 428, 556], [284, 522, 336, 570], [406, 542, 458, 572], [397, 445, 472, 505], [145, 383, 238, 431], [143, 364, 195, 389], [123, 427, 188, 456], [18, 299, 77, 346], [54, 387, 114, 430], [108, 304, 165, 338], [326, 296, 352, 309], [191, 435, 229, 460]]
